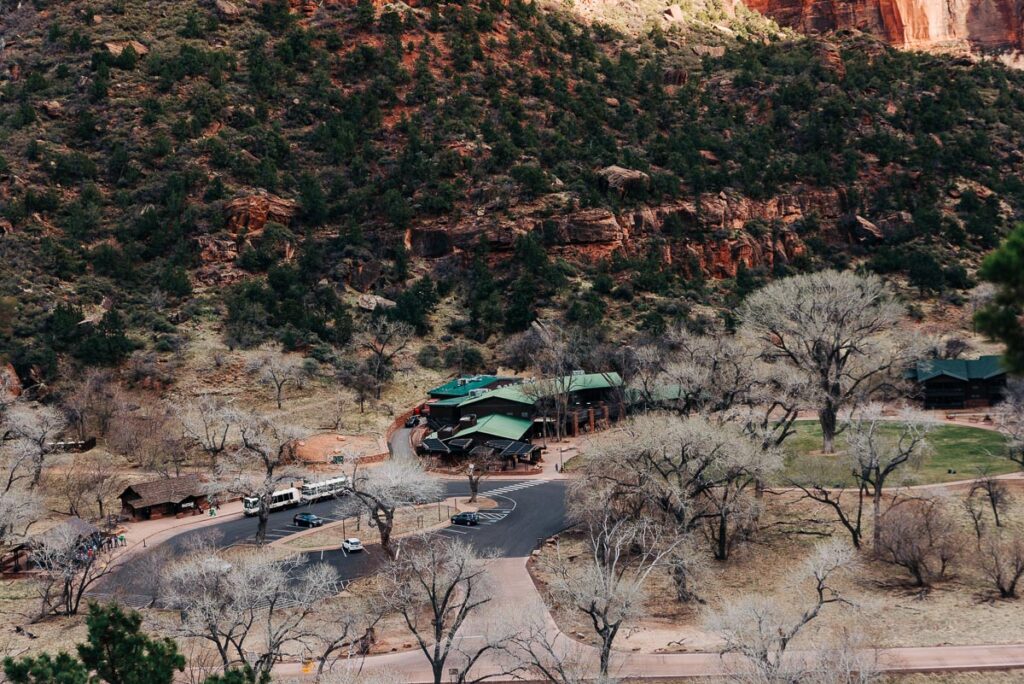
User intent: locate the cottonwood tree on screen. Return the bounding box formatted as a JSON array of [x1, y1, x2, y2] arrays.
[[378, 539, 521, 684], [30, 524, 119, 618], [179, 395, 237, 467], [739, 270, 909, 453], [6, 403, 66, 488], [580, 414, 781, 562], [544, 507, 684, 678], [996, 393, 1024, 471], [341, 457, 441, 559], [708, 540, 874, 684], [163, 542, 338, 679], [43, 452, 125, 523], [305, 595, 380, 682], [977, 531, 1024, 599], [875, 497, 960, 588], [0, 487, 41, 559], [791, 408, 932, 549], [508, 605, 610, 684], [217, 412, 302, 545], [107, 396, 188, 477], [358, 318, 413, 400], [248, 354, 302, 409], [965, 468, 1009, 533], [61, 369, 120, 442]]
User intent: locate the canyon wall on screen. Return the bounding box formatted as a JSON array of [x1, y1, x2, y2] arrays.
[[742, 0, 1024, 52]]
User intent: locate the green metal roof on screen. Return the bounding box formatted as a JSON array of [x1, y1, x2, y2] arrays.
[[457, 372, 623, 407], [427, 375, 505, 398], [914, 356, 1005, 382], [450, 414, 534, 441]]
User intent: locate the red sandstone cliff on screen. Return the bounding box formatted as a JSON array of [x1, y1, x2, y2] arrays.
[[743, 0, 1024, 52]]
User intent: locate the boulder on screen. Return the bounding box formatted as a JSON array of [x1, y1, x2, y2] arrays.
[[847, 215, 884, 244], [40, 100, 63, 118], [224, 192, 298, 239], [104, 40, 148, 57], [214, 0, 243, 20], [662, 4, 686, 22], [596, 165, 650, 196], [357, 294, 397, 312], [1, 362, 21, 398]]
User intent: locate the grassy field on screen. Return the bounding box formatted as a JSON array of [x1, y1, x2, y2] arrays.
[[781, 420, 1014, 485]]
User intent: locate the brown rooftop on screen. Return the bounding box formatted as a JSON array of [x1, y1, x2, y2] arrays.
[[120, 474, 206, 509]]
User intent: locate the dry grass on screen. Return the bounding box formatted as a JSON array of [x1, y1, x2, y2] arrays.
[[532, 485, 1024, 655]]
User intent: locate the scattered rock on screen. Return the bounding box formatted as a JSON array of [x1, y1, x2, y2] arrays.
[[604, 97, 620, 108], [214, 0, 243, 20], [596, 165, 650, 196], [1, 362, 22, 397], [39, 100, 63, 118], [691, 45, 726, 58], [699, 149, 720, 164], [662, 4, 685, 23], [846, 215, 884, 244], [357, 294, 397, 312], [104, 40, 148, 57]]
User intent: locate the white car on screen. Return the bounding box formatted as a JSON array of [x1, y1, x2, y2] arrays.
[[342, 538, 363, 553]]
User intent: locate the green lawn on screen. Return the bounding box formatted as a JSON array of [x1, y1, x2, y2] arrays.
[[780, 420, 1015, 486]]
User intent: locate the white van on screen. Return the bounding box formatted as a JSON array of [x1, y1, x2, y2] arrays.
[[242, 487, 300, 516]]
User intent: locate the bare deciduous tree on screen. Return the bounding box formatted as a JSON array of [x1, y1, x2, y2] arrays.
[[580, 414, 780, 562], [544, 508, 684, 678], [0, 486, 41, 555], [6, 403, 66, 488], [708, 540, 872, 684], [875, 497, 960, 588], [739, 270, 908, 453], [42, 451, 125, 523], [358, 319, 413, 400], [217, 412, 302, 545], [791, 408, 932, 549], [248, 354, 303, 409], [179, 394, 236, 466], [977, 531, 1024, 599], [341, 458, 442, 559], [30, 524, 118, 618], [508, 603, 610, 684], [61, 369, 120, 442], [163, 542, 338, 678], [966, 467, 1009, 533], [377, 538, 521, 684]]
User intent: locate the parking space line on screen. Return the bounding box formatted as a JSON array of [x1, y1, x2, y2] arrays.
[[440, 527, 467, 534]]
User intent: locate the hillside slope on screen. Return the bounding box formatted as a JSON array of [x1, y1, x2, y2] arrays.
[[2, 0, 1024, 386]]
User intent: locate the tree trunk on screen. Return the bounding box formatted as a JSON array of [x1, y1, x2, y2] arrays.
[[468, 476, 479, 503], [378, 509, 396, 559], [256, 506, 270, 545], [989, 493, 1002, 527], [715, 511, 729, 561], [871, 487, 882, 549], [819, 405, 837, 454]]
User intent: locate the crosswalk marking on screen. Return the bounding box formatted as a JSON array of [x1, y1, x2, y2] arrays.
[[482, 480, 549, 497]]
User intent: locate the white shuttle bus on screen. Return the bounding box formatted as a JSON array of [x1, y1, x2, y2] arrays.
[[300, 476, 348, 504], [243, 487, 300, 516]]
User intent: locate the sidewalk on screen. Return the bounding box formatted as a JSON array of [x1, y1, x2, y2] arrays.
[[116, 499, 245, 559]]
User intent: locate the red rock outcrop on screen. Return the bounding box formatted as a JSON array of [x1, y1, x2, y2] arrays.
[[407, 188, 843, 279], [742, 0, 1024, 52], [224, 192, 298, 240]]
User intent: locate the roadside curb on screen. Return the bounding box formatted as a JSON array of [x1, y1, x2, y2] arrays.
[[272, 497, 483, 552]]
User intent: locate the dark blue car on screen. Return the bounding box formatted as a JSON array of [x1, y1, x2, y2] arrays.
[[293, 513, 325, 528]]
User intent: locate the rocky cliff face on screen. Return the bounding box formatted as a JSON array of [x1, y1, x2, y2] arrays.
[[743, 0, 1024, 52], [407, 188, 844, 279]]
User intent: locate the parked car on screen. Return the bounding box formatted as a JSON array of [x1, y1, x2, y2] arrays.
[[293, 513, 324, 528], [404, 415, 420, 428], [450, 512, 479, 527], [342, 538, 363, 553]]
